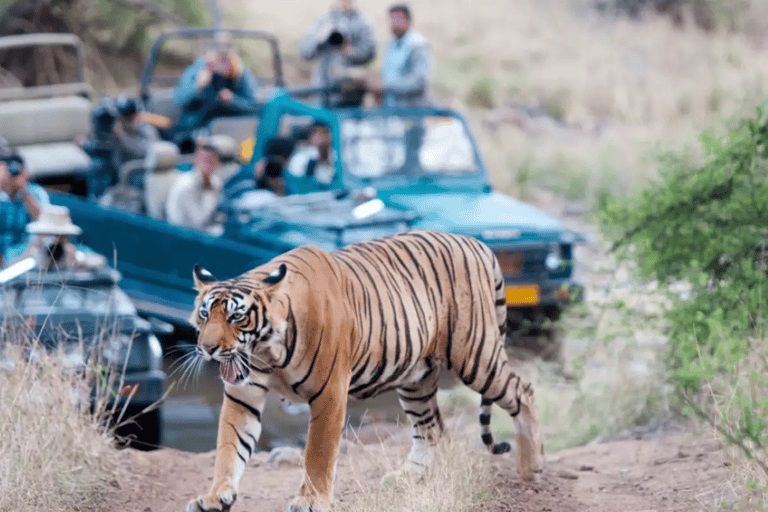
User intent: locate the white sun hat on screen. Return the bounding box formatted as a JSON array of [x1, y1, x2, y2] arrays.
[[26, 204, 83, 236]]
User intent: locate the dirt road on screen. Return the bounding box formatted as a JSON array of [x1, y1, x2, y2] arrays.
[[106, 420, 731, 512]]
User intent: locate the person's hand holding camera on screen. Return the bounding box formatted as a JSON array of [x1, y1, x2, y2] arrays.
[[218, 88, 233, 103], [1, 158, 42, 219], [196, 68, 213, 90]]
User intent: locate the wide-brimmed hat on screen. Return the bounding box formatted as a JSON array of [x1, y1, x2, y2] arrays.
[[26, 205, 82, 236]]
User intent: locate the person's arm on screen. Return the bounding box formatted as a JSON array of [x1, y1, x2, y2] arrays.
[[174, 60, 207, 106], [383, 44, 433, 99], [286, 150, 311, 178], [22, 183, 49, 220], [115, 124, 159, 160], [228, 69, 259, 109], [300, 13, 333, 61], [343, 14, 376, 66]]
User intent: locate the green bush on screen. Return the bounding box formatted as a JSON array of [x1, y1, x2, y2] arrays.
[[600, 103, 768, 491], [466, 77, 495, 109], [67, 0, 207, 53]]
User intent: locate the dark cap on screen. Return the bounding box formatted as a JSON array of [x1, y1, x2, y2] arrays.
[[116, 96, 140, 117], [1, 153, 24, 176]]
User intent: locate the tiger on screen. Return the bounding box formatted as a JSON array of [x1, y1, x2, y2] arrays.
[[185, 229, 543, 512]]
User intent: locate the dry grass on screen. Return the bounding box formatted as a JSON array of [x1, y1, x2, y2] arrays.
[[335, 424, 494, 512], [0, 333, 122, 512]]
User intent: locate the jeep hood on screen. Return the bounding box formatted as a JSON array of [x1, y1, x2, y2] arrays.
[[383, 190, 563, 236]]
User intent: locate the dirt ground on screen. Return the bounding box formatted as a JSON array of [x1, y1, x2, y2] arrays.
[[104, 419, 732, 512]]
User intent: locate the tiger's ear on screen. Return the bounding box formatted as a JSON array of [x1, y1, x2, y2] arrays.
[[193, 264, 218, 290], [263, 263, 287, 286]]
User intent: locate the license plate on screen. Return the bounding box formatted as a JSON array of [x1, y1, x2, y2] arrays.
[[505, 285, 540, 305]]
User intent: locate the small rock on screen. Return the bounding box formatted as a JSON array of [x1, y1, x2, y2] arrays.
[[556, 469, 579, 480], [578, 465, 594, 472], [266, 446, 303, 467]]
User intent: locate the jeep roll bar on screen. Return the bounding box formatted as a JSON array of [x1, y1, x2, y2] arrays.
[[139, 27, 285, 102]]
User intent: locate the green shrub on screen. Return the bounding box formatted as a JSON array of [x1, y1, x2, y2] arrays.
[[600, 102, 768, 493], [466, 77, 495, 109]]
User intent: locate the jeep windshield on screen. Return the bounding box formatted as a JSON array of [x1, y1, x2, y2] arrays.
[[339, 113, 479, 181]]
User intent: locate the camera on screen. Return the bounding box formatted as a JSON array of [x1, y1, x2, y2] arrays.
[[91, 98, 117, 136], [115, 96, 140, 118], [326, 29, 345, 47], [1, 154, 24, 177]]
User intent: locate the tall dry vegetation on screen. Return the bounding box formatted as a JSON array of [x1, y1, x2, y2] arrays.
[[336, 429, 494, 512], [0, 335, 121, 511]]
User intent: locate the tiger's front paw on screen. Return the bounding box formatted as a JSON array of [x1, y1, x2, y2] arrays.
[[185, 484, 237, 512], [285, 495, 329, 512]]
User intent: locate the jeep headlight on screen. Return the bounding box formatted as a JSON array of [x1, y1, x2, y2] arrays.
[[545, 244, 562, 272]]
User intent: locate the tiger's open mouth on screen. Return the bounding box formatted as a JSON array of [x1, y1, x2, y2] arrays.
[[219, 358, 247, 384]]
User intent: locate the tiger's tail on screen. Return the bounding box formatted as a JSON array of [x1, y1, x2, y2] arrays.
[[480, 397, 512, 454], [479, 250, 512, 455]]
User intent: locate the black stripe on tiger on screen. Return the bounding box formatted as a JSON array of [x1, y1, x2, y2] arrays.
[[479, 397, 511, 454]]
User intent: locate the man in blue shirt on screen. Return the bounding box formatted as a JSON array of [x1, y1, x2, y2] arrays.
[[0, 153, 50, 266], [370, 4, 433, 107]]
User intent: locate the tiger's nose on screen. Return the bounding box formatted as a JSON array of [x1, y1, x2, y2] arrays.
[[200, 343, 219, 357]]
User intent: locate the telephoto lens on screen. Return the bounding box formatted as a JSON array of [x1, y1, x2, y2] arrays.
[[327, 30, 344, 46]]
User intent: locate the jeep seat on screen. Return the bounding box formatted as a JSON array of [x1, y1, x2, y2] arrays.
[[0, 95, 91, 179], [144, 141, 182, 220]]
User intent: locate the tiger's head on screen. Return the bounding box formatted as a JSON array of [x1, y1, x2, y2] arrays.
[[190, 263, 289, 385]]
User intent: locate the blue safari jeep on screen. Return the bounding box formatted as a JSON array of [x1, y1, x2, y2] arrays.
[[223, 93, 582, 322], [52, 90, 581, 329]]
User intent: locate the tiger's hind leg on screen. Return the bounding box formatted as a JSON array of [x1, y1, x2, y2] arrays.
[[452, 324, 543, 480], [385, 367, 443, 481], [473, 358, 543, 481]]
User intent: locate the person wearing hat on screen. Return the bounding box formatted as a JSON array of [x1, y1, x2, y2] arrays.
[[300, 0, 376, 107], [165, 136, 226, 232], [3, 204, 106, 272], [0, 152, 50, 266], [112, 95, 160, 173], [174, 32, 259, 147]]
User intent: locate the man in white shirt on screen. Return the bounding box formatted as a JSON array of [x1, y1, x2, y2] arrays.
[[286, 121, 336, 189], [166, 137, 224, 231]]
